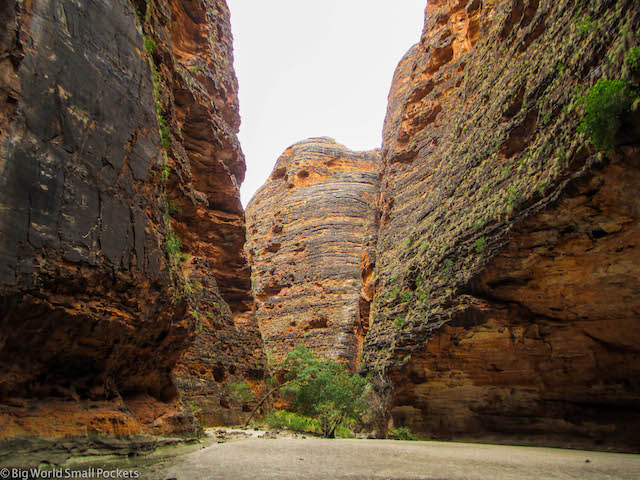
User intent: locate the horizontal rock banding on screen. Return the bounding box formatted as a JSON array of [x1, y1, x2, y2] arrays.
[[246, 138, 380, 368]]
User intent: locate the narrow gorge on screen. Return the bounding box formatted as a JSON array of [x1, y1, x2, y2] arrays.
[[1, 0, 639, 468]]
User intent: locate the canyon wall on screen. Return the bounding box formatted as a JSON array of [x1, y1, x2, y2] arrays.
[[362, 0, 640, 450], [244, 0, 640, 451], [0, 0, 264, 458], [245, 138, 379, 369]]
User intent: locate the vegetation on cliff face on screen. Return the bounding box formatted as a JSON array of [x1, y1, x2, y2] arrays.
[[577, 79, 638, 152], [357, 0, 640, 449]]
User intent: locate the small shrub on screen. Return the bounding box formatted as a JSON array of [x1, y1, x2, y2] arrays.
[[226, 381, 255, 404], [390, 426, 418, 441], [578, 80, 638, 152], [475, 236, 487, 253], [158, 115, 172, 149], [626, 46, 640, 71], [165, 231, 182, 264], [265, 410, 319, 433], [578, 16, 594, 36], [144, 38, 157, 55], [394, 317, 406, 330], [401, 291, 413, 303], [335, 425, 355, 438], [160, 165, 171, 182]]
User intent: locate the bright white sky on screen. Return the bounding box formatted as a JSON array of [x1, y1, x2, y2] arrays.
[[226, 0, 426, 206]]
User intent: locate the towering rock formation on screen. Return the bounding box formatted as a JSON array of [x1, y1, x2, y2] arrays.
[[245, 138, 379, 368], [0, 0, 264, 457], [244, 0, 640, 451], [363, 0, 640, 450]]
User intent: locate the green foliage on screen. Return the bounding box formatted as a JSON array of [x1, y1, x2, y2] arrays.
[[280, 345, 368, 438], [506, 185, 521, 211], [160, 165, 171, 182], [400, 291, 413, 303], [165, 231, 182, 266], [554, 62, 567, 76], [226, 381, 255, 404], [394, 317, 406, 330], [537, 180, 547, 196], [265, 410, 320, 433], [335, 425, 355, 438], [144, 38, 157, 55], [158, 115, 172, 149], [578, 16, 594, 36], [475, 236, 487, 253], [390, 426, 418, 441], [578, 80, 638, 152], [473, 220, 484, 230], [442, 258, 455, 279], [627, 46, 640, 71]]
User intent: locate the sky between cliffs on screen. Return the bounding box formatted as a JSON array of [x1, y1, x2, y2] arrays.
[[226, 0, 426, 206]]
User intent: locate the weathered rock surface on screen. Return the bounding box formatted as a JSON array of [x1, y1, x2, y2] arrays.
[[158, 0, 266, 426], [245, 138, 379, 368], [362, 0, 640, 450], [0, 0, 264, 448]]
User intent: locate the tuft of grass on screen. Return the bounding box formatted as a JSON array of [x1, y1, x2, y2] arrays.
[[578, 80, 638, 152], [265, 411, 320, 433], [394, 317, 406, 330], [475, 236, 487, 253], [144, 38, 157, 55], [158, 115, 171, 149], [627, 46, 640, 72], [390, 426, 418, 441], [335, 425, 355, 438], [160, 165, 171, 183], [401, 291, 413, 304], [578, 16, 594, 36]]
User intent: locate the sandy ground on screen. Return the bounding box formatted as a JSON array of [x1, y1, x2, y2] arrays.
[[136, 433, 640, 480]]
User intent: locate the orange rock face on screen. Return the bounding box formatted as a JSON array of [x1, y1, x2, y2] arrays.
[[361, 0, 640, 450], [245, 138, 380, 368]]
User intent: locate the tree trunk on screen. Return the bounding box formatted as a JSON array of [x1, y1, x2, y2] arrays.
[[243, 380, 292, 427]]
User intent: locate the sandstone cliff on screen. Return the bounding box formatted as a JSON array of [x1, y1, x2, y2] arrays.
[[243, 0, 640, 451], [0, 0, 264, 457], [362, 0, 640, 450], [245, 138, 379, 369]]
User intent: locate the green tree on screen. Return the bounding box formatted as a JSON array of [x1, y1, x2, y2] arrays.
[[280, 345, 368, 438]]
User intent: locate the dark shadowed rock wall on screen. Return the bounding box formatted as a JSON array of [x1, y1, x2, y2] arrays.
[[0, 0, 264, 452]]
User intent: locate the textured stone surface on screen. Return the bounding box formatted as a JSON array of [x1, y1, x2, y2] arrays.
[[361, 0, 640, 450], [0, 0, 264, 444], [157, 0, 267, 426], [246, 138, 379, 368]]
